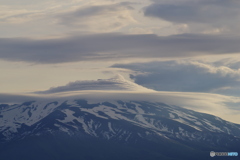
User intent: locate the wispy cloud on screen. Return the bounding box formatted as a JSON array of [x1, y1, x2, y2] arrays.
[[56, 2, 136, 32]]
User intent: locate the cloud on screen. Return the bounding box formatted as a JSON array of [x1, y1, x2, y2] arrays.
[[0, 93, 44, 104], [112, 60, 240, 95], [0, 71, 239, 123], [35, 75, 153, 94], [1, 33, 240, 63], [56, 2, 136, 32], [0, 90, 240, 123], [212, 58, 240, 70], [144, 0, 240, 33], [58, 2, 134, 20], [0, 5, 48, 24]]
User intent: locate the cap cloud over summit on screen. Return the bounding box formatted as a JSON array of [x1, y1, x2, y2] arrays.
[[35, 75, 153, 94]]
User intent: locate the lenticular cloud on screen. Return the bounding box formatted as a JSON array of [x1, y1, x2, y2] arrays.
[[35, 74, 154, 94]]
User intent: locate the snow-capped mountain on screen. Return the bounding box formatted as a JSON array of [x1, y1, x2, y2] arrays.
[[1, 99, 240, 160], [1, 76, 240, 160]]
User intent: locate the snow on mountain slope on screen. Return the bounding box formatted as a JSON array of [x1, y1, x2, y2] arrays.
[[1, 99, 239, 145]]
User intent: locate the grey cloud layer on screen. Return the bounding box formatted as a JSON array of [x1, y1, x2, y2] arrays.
[[144, 0, 240, 31], [145, 0, 240, 23], [112, 60, 240, 95], [1, 33, 240, 63]]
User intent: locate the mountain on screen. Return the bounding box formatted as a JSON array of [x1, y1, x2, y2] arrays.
[[1, 99, 240, 160]]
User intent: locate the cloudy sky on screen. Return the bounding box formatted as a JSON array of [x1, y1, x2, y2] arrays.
[[1, 0, 240, 123]]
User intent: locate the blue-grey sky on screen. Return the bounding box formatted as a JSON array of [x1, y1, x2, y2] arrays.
[[1, 0, 240, 123]]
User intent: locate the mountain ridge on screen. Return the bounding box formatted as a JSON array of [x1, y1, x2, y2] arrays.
[[1, 97, 240, 160]]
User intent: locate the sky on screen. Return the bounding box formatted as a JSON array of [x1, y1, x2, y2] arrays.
[[1, 0, 240, 123]]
